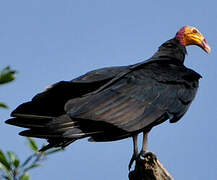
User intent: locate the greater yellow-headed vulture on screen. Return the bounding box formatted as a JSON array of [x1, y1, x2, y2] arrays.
[[6, 26, 210, 169]]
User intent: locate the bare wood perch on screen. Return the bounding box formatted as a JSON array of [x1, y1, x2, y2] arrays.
[[129, 152, 174, 180]]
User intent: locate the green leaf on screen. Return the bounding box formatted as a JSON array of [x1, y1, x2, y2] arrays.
[[0, 66, 17, 85], [0, 103, 8, 108], [19, 172, 30, 180], [0, 163, 12, 179], [14, 158, 20, 168], [0, 150, 11, 171], [27, 138, 38, 152], [7, 151, 20, 168], [7, 151, 16, 164]]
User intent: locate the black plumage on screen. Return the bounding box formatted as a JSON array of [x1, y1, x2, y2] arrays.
[[6, 34, 203, 168]]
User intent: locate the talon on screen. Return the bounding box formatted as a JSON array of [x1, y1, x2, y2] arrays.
[[139, 151, 157, 162], [128, 153, 138, 170], [139, 150, 147, 158]]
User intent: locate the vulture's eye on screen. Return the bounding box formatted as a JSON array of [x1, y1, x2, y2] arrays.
[[192, 29, 198, 34]]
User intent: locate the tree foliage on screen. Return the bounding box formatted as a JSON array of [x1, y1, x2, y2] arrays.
[[0, 67, 63, 179], [0, 138, 63, 180], [0, 66, 17, 108]]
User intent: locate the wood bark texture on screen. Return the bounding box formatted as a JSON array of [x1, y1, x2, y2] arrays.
[[129, 152, 174, 180]]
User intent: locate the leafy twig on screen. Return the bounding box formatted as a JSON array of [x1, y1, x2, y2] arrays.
[[0, 138, 63, 180], [0, 66, 17, 85], [0, 66, 17, 109]]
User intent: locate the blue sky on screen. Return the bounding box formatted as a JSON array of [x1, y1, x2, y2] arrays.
[[1, 1, 216, 179]]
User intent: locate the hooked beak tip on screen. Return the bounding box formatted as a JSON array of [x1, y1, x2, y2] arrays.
[[202, 39, 211, 54], [204, 44, 211, 54]]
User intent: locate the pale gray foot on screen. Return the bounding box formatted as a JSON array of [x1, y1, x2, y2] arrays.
[[128, 134, 139, 170], [139, 132, 148, 158]]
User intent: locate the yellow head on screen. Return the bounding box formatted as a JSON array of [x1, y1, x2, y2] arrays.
[[176, 26, 211, 53]]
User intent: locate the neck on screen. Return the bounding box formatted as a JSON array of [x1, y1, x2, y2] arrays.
[[151, 38, 187, 64]]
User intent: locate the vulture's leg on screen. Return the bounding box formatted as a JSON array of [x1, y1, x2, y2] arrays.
[[128, 134, 139, 170], [140, 132, 148, 157]]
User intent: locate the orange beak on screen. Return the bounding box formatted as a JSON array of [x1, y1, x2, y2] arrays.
[[183, 26, 211, 53]]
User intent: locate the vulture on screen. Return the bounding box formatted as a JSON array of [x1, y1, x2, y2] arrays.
[[6, 26, 210, 169]]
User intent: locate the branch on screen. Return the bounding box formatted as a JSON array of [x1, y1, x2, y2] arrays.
[[129, 152, 174, 180]]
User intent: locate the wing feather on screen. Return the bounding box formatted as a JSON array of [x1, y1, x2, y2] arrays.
[[6, 61, 200, 145], [67, 65, 199, 133], [67, 70, 166, 132]]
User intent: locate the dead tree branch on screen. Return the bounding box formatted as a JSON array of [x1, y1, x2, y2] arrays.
[[129, 152, 174, 180]]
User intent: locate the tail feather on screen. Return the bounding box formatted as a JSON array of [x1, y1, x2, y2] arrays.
[[5, 80, 111, 151], [5, 117, 52, 128], [19, 130, 61, 138], [39, 138, 76, 152], [6, 113, 102, 150]]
